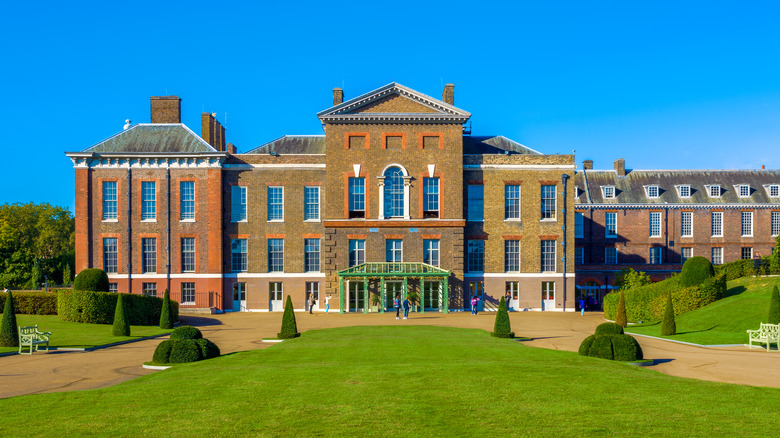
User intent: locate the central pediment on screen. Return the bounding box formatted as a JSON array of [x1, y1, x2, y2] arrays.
[[317, 82, 471, 124]]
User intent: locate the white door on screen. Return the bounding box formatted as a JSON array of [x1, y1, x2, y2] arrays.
[[232, 282, 246, 312], [541, 281, 555, 311], [269, 282, 283, 311], [307, 282, 319, 311], [507, 281, 519, 311]]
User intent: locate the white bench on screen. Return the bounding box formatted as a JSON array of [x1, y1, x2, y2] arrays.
[[18, 325, 51, 355], [747, 323, 779, 352]]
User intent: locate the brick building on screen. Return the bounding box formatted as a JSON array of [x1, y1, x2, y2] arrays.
[[574, 158, 780, 307], [67, 83, 577, 312]]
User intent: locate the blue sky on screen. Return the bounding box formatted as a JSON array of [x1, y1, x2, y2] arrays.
[[2, 1, 779, 212]]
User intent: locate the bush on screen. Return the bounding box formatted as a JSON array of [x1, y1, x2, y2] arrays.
[[768, 285, 780, 325], [0, 292, 57, 315], [153, 339, 174, 363], [716, 259, 757, 281], [168, 339, 202, 363], [277, 295, 300, 339], [196, 338, 221, 359], [615, 290, 627, 327], [771, 234, 780, 275], [615, 268, 651, 291], [491, 296, 514, 338], [611, 334, 644, 361], [679, 257, 714, 287], [588, 335, 614, 360], [159, 289, 173, 329], [73, 268, 110, 292], [578, 335, 595, 356], [0, 291, 19, 347], [648, 274, 727, 319], [661, 294, 676, 336], [170, 326, 202, 340], [112, 293, 130, 336], [595, 322, 624, 335], [58, 290, 178, 325]]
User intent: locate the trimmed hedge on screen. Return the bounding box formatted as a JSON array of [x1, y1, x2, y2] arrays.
[[169, 339, 202, 363], [648, 274, 727, 318], [595, 322, 624, 335], [278, 295, 300, 339], [588, 336, 614, 360], [0, 292, 57, 315], [611, 335, 644, 361], [661, 293, 676, 336], [196, 338, 221, 359], [160, 289, 173, 329], [112, 293, 130, 336], [58, 290, 179, 326], [73, 268, 110, 292], [768, 286, 780, 325], [170, 326, 202, 340], [153, 339, 174, 363], [152, 338, 221, 364], [716, 259, 757, 281], [0, 291, 19, 347], [579, 334, 643, 362], [679, 257, 714, 287], [578, 335, 595, 356], [491, 296, 514, 338], [605, 277, 681, 322]]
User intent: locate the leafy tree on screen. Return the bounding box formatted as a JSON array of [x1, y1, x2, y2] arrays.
[[661, 293, 676, 336], [491, 296, 514, 338], [160, 289, 173, 329], [62, 262, 72, 286], [277, 295, 300, 339], [74, 268, 109, 292], [768, 285, 780, 325], [615, 268, 651, 291], [0, 291, 19, 346], [112, 294, 130, 336], [615, 290, 627, 328]]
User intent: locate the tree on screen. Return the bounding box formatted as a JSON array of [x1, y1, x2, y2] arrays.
[[160, 289, 173, 329], [62, 262, 72, 286], [615, 268, 651, 291], [112, 294, 130, 336], [768, 285, 780, 325], [0, 291, 19, 347], [661, 293, 676, 336], [29, 259, 41, 290], [277, 295, 299, 339], [491, 296, 514, 338], [615, 290, 627, 328]]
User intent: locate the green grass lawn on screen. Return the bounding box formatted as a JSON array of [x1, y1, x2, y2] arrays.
[[628, 276, 780, 345], [0, 314, 171, 353], [0, 325, 778, 437]]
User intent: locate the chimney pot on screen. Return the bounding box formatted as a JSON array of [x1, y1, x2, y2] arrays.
[[442, 83, 454, 105], [614, 158, 626, 177], [583, 160, 593, 170], [333, 88, 344, 106], [150, 96, 181, 123], [201, 112, 227, 151]]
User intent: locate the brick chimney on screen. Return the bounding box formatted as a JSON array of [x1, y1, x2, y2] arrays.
[[614, 158, 626, 177], [442, 83, 454, 105], [583, 160, 593, 170], [226, 143, 237, 154], [333, 88, 344, 105], [201, 112, 226, 151], [150, 96, 181, 123]]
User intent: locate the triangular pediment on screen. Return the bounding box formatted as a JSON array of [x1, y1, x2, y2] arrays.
[[317, 82, 471, 124]]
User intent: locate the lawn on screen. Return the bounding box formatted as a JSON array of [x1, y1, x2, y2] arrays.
[[628, 276, 780, 345], [0, 314, 171, 353], [0, 325, 777, 437]]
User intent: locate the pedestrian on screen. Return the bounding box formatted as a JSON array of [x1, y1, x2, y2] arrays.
[[505, 291, 512, 311], [580, 297, 586, 316], [309, 293, 316, 314], [2, 286, 7, 294], [474, 294, 480, 315], [471, 295, 478, 315], [394, 294, 401, 319], [403, 296, 410, 319], [325, 295, 330, 313]]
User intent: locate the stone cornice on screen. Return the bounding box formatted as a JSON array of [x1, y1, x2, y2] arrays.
[[66, 153, 226, 169]]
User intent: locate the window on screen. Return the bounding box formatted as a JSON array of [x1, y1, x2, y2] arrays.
[[504, 185, 521, 220], [646, 185, 659, 198], [467, 240, 485, 272], [681, 212, 693, 237], [142, 238, 156, 274], [742, 247, 753, 260], [386, 239, 403, 263], [103, 238, 118, 273], [575, 212, 584, 238], [349, 239, 365, 267], [711, 212, 723, 237], [505, 240, 520, 272], [605, 247, 617, 265], [575, 247, 584, 265], [541, 240, 556, 272], [142, 282, 157, 297], [102, 181, 117, 220], [304, 186, 320, 221], [741, 211, 753, 237], [603, 185, 615, 199], [181, 282, 195, 304], [467, 185, 484, 221], [304, 238, 320, 272], [384, 167, 404, 218], [605, 212, 617, 238], [772, 211, 780, 236], [181, 237, 195, 272], [231, 239, 247, 272], [348, 178, 365, 218], [268, 238, 284, 272], [180, 181, 195, 220], [769, 185, 780, 198], [711, 247, 723, 265], [649, 247, 663, 265], [231, 186, 247, 222], [423, 178, 439, 218], [738, 185, 751, 198], [423, 239, 439, 267], [541, 185, 556, 220], [681, 247, 693, 263], [708, 185, 721, 198], [678, 185, 691, 198], [268, 187, 284, 221], [649, 212, 662, 237], [141, 181, 156, 221], [108, 283, 118, 293]]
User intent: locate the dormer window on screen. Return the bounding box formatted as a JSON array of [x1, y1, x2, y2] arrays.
[[645, 185, 659, 199], [707, 185, 721, 198], [737, 184, 751, 198], [602, 185, 616, 199], [767, 184, 780, 198], [676, 185, 691, 198]]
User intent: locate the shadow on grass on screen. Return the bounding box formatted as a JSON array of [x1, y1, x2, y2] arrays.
[[515, 336, 563, 342], [724, 285, 747, 298], [652, 358, 674, 365], [677, 325, 719, 335]]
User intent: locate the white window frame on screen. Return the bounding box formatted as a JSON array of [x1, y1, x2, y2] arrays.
[[231, 239, 248, 273], [649, 212, 662, 238], [681, 247, 693, 264], [711, 247, 723, 265], [142, 282, 157, 297], [602, 185, 616, 199], [386, 239, 403, 263], [103, 237, 118, 274], [181, 282, 195, 305], [649, 247, 663, 265], [102, 181, 118, 221], [711, 211, 723, 237], [605, 212, 617, 238], [231, 186, 248, 222], [604, 247, 617, 265], [304, 186, 320, 221], [772, 211, 780, 237], [676, 184, 691, 198], [141, 181, 156, 221], [505, 240, 520, 272], [349, 239, 365, 267], [304, 238, 320, 272], [504, 185, 521, 220], [423, 239, 440, 267], [180, 181, 195, 221], [680, 211, 693, 237], [142, 237, 156, 274], [766, 184, 780, 198], [348, 177, 366, 219], [423, 178, 440, 219], [540, 240, 556, 273], [707, 184, 721, 198], [736, 184, 751, 198], [540, 185, 557, 220], [268, 238, 284, 273], [181, 237, 195, 273], [467, 240, 485, 273], [741, 247, 753, 260], [645, 185, 660, 199], [741, 211, 753, 237], [268, 186, 284, 222]]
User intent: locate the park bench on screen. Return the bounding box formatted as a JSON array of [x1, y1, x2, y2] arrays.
[[18, 325, 51, 355], [747, 323, 779, 352]]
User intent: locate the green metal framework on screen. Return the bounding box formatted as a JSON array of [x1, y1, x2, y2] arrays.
[[338, 262, 450, 314]]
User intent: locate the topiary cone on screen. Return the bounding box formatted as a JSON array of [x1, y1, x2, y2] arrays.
[[160, 289, 173, 329], [0, 291, 19, 347], [112, 293, 131, 336], [277, 295, 300, 339], [768, 285, 780, 325], [661, 293, 676, 336], [491, 296, 514, 338], [615, 290, 627, 328]]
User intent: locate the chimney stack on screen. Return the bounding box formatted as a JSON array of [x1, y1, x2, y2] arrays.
[[201, 112, 226, 151], [583, 160, 593, 170], [442, 83, 454, 105], [150, 96, 181, 123], [227, 143, 237, 154], [333, 88, 344, 105], [614, 158, 626, 177]]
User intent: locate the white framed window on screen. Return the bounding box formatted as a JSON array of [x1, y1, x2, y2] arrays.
[[142, 238, 156, 274], [181, 237, 195, 273], [268, 238, 284, 272], [645, 185, 660, 198], [386, 239, 403, 263], [541, 185, 557, 220], [304, 186, 320, 221], [383, 167, 405, 218], [711, 211, 723, 237], [575, 212, 584, 238], [142, 282, 157, 297], [649, 247, 663, 265], [181, 282, 195, 305], [467, 185, 484, 221], [772, 211, 780, 236], [348, 178, 365, 219], [742, 247, 753, 260], [741, 211, 753, 237], [649, 212, 662, 237], [681, 247, 693, 263], [737, 184, 751, 198], [541, 240, 556, 272], [767, 185, 780, 198], [676, 184, 691, 198], [505, 185, 521, 220], [304, 238, 320, 272], [268, 186, 284, 221], [681, 212, 693, 237], [349, 239, 365, 267], [605, 212, 617, 238], [575, 247, 584, 265], [423, 239, 440, 267], [231, 239, 247, 272], [467, 240, 485, 273], [423, 178, 440, 219], [141, 181, 156, 221], [505, 240, 520, 272], [707, 185, 721, 198], [109, 283, 118, 293], [103, 238, 118, 274], [180, 181, 195, 221], [602, 185, 616, 199], [102, 181, 117, 221], [605, 247, 617, 265], [711, 247, 723, 265], [231, 186, 247, 222]]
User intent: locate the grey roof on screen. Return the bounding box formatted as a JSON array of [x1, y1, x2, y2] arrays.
[[246, 135, 326, 154], [576, 169, 780, 205], [463, 136, 542, 155], [79, 124, 217, 154]]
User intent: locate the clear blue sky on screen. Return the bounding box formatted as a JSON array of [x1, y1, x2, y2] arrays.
[[3, 1, 779, 212]]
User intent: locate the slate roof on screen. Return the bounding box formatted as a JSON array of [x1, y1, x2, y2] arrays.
[[78, 124, 218, 154], [575, 169, 780, 205], [463, 136, 542, 155], [246, 135, 326, 154]]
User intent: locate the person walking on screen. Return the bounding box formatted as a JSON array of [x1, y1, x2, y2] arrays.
[[580, 297, 586, 316], [325, 295, 330, 313], [505, 291, 512, 311], [309, 293, 316, 314], [470, 295, 478, 315], [394, 294, 401, 319], [403, 296, 410, 319]]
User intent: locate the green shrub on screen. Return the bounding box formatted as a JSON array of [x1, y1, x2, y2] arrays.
[[611, 334, 644, 361], [615, 268, 651, 291], [112, 294, 130, 336], [58, 290, 178, 325], [647, 274, 727, 319], [680, 257, 714, 287], [153, 340, 173, 364], [159, 289, 173, 329], [661, 293, 676, 336], [615, 290, 627, 327], [0, 292, 57, 315], [771, 234, 780, 275], [168, 339, 201, 363], [196, 338, 221, 359], [768, 285, 780, 325], [595, 322, 624, 335], [491, 296, 514, 338], [170, 326, 202, 340], [0, 291, 19, 347], [604, 276, 683, 323], [277, 295, 300, 339], [73, 268, 110, 292], [578, 335, 595, 356], [587, 335, 614, 360], [716, 259, 757, 281]]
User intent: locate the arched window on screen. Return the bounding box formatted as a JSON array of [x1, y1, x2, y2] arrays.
[[384, 167, 404, 218]]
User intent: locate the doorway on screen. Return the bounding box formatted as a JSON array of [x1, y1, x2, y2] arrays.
[[506, 281, 519, 311], [423, 281, 440, 310], [385, 281, 402, 310], [541, 281, 555, 311], [349, 281, 365, 312], [468, 281, 484, 312], [306, 282, 319, 312], [232, 282, 246, 312], [269, 282, 283, 311]]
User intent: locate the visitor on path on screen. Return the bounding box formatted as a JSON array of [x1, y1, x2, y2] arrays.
[[2, 287, 7, 294], [403, 296, 410, 319], [580, 298, 586, 316], [325, 295, 330, 313], [394, 294, 401, 319], [471, 295, 479, 315], [505, 291, 512, 311], [309, 293, 316, 314]]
